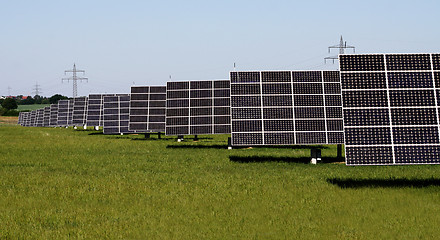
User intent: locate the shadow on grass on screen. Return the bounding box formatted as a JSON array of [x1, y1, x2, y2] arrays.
[[230, 156, 343, 164], [132, 137, 172, 141], [88, 132, 104, 135], [167, 144, 227, 149], [231, 145, 329, 150], [327, 178, 440, 188]]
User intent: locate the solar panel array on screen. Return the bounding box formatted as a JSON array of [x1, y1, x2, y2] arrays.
[[129, 86, 166, 133], [72, 97, 88, 126], [35, 108, 45, 127], [49, 104, 58, 127], [17, 112, 24, 125], [102, 95, 134, 134], [67, 99, 74, 126], [340, 53, 440, 165], [165, 80, 231, 135], [87, 94, 107, 127], [29, 110, 37, 127], [230, 71, 344, 146], [57, 100, 71, 126], [43, 106, 51, 127]]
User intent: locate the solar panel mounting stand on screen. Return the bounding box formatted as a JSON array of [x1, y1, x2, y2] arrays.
[[228, 137, 232, 150], [194, 135, 199, 142], [310, 148, 322, 164], [177, 135, 184, 142], [144, 133, 151, 139], [337, 144, 343, 161]]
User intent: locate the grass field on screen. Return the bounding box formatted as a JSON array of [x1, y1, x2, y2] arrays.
[[1, 122, 440, 239], [17, 104, 51, 111]]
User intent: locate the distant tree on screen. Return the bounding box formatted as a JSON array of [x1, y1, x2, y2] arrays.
[[2, 98, 18, 110], [34, 95, 42, 104], [42, 98, 50, 104], [21, 96, 35, 105], [49, 94, 68, 104]]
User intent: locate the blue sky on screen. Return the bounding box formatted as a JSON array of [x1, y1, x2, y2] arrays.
[[1, 0, 439, 97]]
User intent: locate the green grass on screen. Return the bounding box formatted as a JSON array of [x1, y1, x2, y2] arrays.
[[17, 104, 50, 111], [1, 126, 440, 239]]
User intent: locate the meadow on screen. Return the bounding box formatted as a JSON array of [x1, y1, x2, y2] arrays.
[[17, 104, 51, 111], [1, 120, 440, 239]]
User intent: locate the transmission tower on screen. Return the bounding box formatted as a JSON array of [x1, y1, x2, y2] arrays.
[[7, 86, 12, 96], [62, 63, 88, 98], [324, 35, 356, 64], [33, 82, 42, 96]]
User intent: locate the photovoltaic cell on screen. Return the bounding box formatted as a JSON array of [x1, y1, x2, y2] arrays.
[[165, 80, 231, 135], [57, 100, 71, 126], [129, 86, 166, 133], [43, 107, 51, 127], [340, 53, 440, 165], [35, 108, 45, 127], [86, 94, 115, 128], [103, 95, 134, 135], [230, 71, 344, 146], [72, 97, 88, 126], [49, 104, 58, 127]]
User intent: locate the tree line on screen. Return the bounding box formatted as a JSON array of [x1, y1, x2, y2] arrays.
[[0, 94, 69, 116]]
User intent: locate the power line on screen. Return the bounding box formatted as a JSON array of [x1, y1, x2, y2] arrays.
[[62, 63, 88, 98], [324, 35, 356, 64], [33, 82, 42, 96]]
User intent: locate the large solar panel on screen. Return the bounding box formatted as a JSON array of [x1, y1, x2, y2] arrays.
[[43, 107, 51, 127], [86, 94, 114, 128], [35, 108, 45, 127], [340, 53, 440, 165], [67, 99, 74, 126], [23, 112, 30, 126], [57, 100, 70, 126], [129, 86, 166, 133], [72, 97, 88, 127], [165, 80, 231, 135], [230, 71, 344, 146], [29, 110, 37, 127], [49, 104, 58, 127], [18, 112, 24, 125], [103, 94, 134, 135]]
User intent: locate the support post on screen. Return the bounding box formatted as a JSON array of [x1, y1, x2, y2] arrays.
[[311, 148, 322, 164], [144, 133, 151, 139], [337, 144, 343, 160], [158, 132, 162, 139], [177, 135, 184, 142], [194, 135, 199, 141], [228, 137, 232, 150]]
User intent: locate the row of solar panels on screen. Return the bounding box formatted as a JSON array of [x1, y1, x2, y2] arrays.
[[17, 53, 440, 166]]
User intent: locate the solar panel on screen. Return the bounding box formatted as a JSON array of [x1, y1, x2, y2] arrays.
[[86, 94, 114, 129], [129, 86, 166, 133], [49, 104, 58, 127], [43, 107, 51, 127], [67, 99, 74, 126], [230, 71, 344, 146], [35, 108, 45, 127], [340, 53, 440, 165], [103, 94, 134, 135], [22, 112, 30, 126], [29, 110, 37, 127], [18, 112, 23, 125], [57, 100, 70, 126], [165, 80, 231, 135], [72, 97, 88, 127]]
